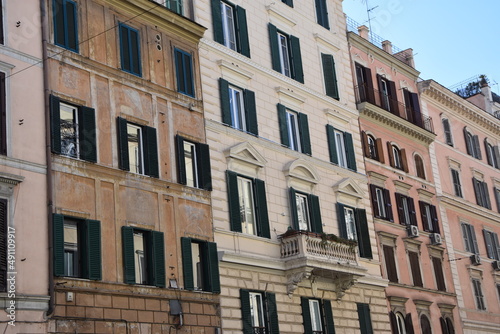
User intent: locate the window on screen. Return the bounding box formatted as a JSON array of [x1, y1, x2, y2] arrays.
[[226, 171, 270, 238], [326, 125, 357, 171], [370, 185, 393, 221], [461, 222, 478, 254], [472, 178, 491, 209], [442, 118, 453, 146], [440, 317, 454, 334], [402, 89, 423, 127], [301, 298, 336, 334], [53, 0, 78, 52], [122, 226, 165, 287], [495, 188, 500, 213], [53, 214, 101, 280], [432, 257, 446, 291], [485, 140, 500, 168], [289, 188, 322, 233], [0, 199, 7, 291], [277, 104, 311, 154], [181, 237, 220, 293], [395, 193, 417, 226], [420, 315, 432, 334], [50, 95, 96, 162], [174, 48, 195, 97], [389, 311, 413, 334], [281, 0, 293, 7], [315, 0, 330, 29], [176, 135, 212, 190], [240, 290, 279, 334], [211, 0, 250, 57], [463, 128, 482, 159], [357, 303, 373, 334], [451, 169, 462, 198], [165, 0, 183, 15], [321, 54, 338, 99], [414, 155, 425, 179], [337, 203, 372, 258], [0, 72, 5, 155], [361, 132, 384, 162], [219, 78, 258, 135], [269, 23, 303, 83], [0, 1, 3, 45], [472, 278, 486, 310], [355, 63, 375, 104], [387, 143, 408, 172], [419, 201, 439, 233], [119, 23, 141, 77], [377, 75, 397, 113], [408, 251, 423, 287], [483, 230, 500, 260], [383, 245, 398, 283], [117, 117, 159, 178]]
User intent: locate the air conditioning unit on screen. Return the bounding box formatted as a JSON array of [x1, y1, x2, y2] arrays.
[[470, 254, 481, 266], [492, 260, 500, 271], [429, 233, 442, 245], [407, 225, 419, 238]]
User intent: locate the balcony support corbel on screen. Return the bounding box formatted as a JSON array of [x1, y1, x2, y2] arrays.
[[286, 269, 313, 296], [334, 274, 357, 300]]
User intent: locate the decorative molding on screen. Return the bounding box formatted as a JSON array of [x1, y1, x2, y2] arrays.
[[0, 172, 24, 186], [393, 179, 412, 195], [324, 108, 351, 125], [367, 171, 388, 187], [313, 33, 341, 52], [276, 86, 307, 107], [377, 231, 398, 247], [334, 275, 357, 300], [332, 178, 365, 204], [416, 188, 435, 202], [286, 270, 312, 296], [225, 142, 267, 177], [284, 159, 320, 192], [217, 59, 254, 81], [266, 5, 297, 28]]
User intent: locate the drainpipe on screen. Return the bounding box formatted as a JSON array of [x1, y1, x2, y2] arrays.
[[40, 0, 55, 317]]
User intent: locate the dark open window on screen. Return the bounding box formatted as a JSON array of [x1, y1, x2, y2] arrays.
[[119, 23, 141, 77], [241, 289, 279, 334], [181, 237, 220, 293], [165, 0, 183, 14], [337, 203, 372, 259], [174, 48, 195, 97], [301, 297, 336, 334], [315, 0, 330, 29], [357, 303, 373, 334], [53, 0, 78, 52]]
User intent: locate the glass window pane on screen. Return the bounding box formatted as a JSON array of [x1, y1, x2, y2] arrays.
[[64, 220, 79, 277], [286, 110, 300, 152], [296, 194, 310, 231], [221, 2, 237, 51], [402, 197, 410, 225], [238, 177, 256, 235], [60, 103, 79, 158], [127, 124, 143, 174], [335, 131, 347, 167], [250, 292, 265, 329], [309, 300, 323, 332], [191, 242, 204, 290], [184, 142, 198, 187], [133, 232, 147, 284], [278, 33, 291, 77], [375, 188, 386, 217], [229, 86, 246, 130], [344, 207, 357, 240]]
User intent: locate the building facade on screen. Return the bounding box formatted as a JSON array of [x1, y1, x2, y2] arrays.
[[348, 25, 461, 334], [420, 78, 500, 333], [195, 0, 389, 333]]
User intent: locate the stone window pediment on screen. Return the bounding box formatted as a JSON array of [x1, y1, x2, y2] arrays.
[[284, 159, 319, 193], [225, 142, 267, 178]]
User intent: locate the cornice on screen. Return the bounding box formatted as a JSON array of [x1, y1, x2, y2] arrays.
[[438, 194, 500, 223]]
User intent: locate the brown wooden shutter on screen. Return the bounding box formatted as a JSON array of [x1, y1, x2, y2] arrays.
[[375, 138, 385, 163], [383, 245, 398, 283]]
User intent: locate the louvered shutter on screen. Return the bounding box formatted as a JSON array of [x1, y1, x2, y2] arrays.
[[86, 219, 101, 280], [121, 226, 135, 284], [117, 117, 130, 171], [375, 138, 385, 163], [240, 290, 252, 334], [344, 132, 357, 171], [219, 78, 231, 125], [356, 209, 372, 259], [211, 0, 224, 44], [357, 303, 373, 334], [226, 171, 242, 233], [369, 184, 380, 218], [277, 104, 289, 148], [0, 200, 6, 290], [326, 125, 338, 164], [323, 299, 336, 334], [235, 6, 250, 57], [290, 35, 304, 83], [143, 126, 159, 178], [244, 89, 258, 136], [298, 113, 311, 155], [336, 203, 347, 239], [50, 95, 62, 154], [321, 54, 338, 99], [473, 135, 482, 159], [197, 143, 212, 190], [181, 237, 194, 290], [254, 178, 270, 238], [53, 214, 65, 276], [207, 242, 220, 293], [267, 292, 280, 334], [176, 135, 186, 184], [442, 119, 453, 146], [289, 188, 299, 230], [309, 194, 323, 234], [152, 231, 165, 287], [301, 297, 312, 334], [268, 24, 281, 72], [78, 106, 97, 162]]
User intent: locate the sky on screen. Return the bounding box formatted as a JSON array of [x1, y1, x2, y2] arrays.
[[342, 0, 500, 94]]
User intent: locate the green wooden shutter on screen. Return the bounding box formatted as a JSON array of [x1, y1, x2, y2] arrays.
[[181, 237, 194, 290], [117, 117, 130, 171], [344, 132, 357, 171], [389, 312, 398, 334], [282, 0, 293, 7], [219, 78, 232, 126], [166, 0, 183, 14], [65, 0, 78, 51], [254, 178, 270, 238], [289, 35, 303, 83], [235, 6, 250, 57], [176, 135, 186, 185], [240, 289, 252, 334], [151, 231, 165, 287], [197, 143, 212, 190], [207, 242, 221, 293], [309, 194, 323, 234], [86, 219, 101, 280], [301, 297, 312, 334], [277, 104, 289, 148], [53, 0, 65, 47], [53, 214, 65, 276], [326, 125, 338, 164], [266, 292, 280, 334], [323, 300, 336, 334], [321, 54, 338, 99], [289, 188, 299, 230], [121, 226, 136, 284], [78, 106, 97, 162], [226, 171, 242, 232], [356, 209, 372, 259], [50, 95, 62, 154], [336, 203, 347, 239], [0, 200, 6, 291], [143, 126, 159, 178], [211, 0, 224, 44], [268, 24, 281, 73], [357, 303, 373, 334], [298, 113, 311, 155], [430, 205, 440, 233], [315, 0, 330, 29], [244, 89, 258, 136]]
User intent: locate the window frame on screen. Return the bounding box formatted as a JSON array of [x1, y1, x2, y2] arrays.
[[483, 229, 500, 260], [289, 188, 322, 234], [240, 289, 279, 334], [165, 0, 183, 15], [472, 178, 491, 209], [219, 78, 258, 135], [174, 47, 195, 97], [301, 297, 336, 334], [268, 23, 303, 83], [419, 201, 439, 233], [461, 222, 479, 254], [464, 128, 482, 159], [278, 104, 311, 155], [485, 140, 500, 169], [326, 125, 357, 171], [370, 185, 393, 221], [432, 256, 446, 292], [395, 193, 417, 226], [118, 23, 142, 77], [176, 135, 212, 190], [181, 237, 220, 293], [472, 278, 486, 310], [211, 0, 250, 57], [337, 203, 372, 259], [53, 0, 79, 52], [315, 0, 330, 29]]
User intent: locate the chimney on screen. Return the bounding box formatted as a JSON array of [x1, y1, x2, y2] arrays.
[[358, 25, 369, 40], [479, 76, 493, 114], [382, 40, 392, 54]]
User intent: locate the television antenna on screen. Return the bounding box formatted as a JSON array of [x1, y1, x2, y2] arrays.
[[362, 0, 378, 37]]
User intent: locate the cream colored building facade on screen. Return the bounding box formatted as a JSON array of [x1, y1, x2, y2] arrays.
[[195, 0, 389, 332]]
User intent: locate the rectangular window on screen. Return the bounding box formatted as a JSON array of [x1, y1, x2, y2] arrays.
[[461, 222, 478, 254], [383, 245, 398, 283], [240, 290, 279, 334], [0, 1, 4, 45], [472, 178, 491, 209], [402, 88, 423, 128], [321, 54, 339, 99], [432, 257, 446, 291], [464, 128, 482, 159], [419, 201, 439, 233], [122, 226, 165, 287], [165, 0, 183, 15], [483, 230, 500, 260], [50, 95, 96, 162], [408, 251, 423, 287], [181, 237, 220, 293], [277, 104, 311, 155], [0, 72, 5, 155], [174, 48, 195, 97], [290, 188, 322, 234], [269, 23, 303, 83], [53, 214, 101, 280], [326, 125, 357, 171], [377, 74, 398, 114], [296, 193, 311, 231], [451, 169, 462, 197], [219, 78, 258, 135], [0, 199, 7, 291], [301, 297, 336, 334], [117, 117, 159, 178], [119, 23, 141, 77], [357, 303, 374, 334], [495, 188, 500, 213], [380, 78, 391, 111], [281, 0, 293, 7], [211, 0, 250, 57], [226, 171, 270, 238], [472, 279, 486, 310], [176, 135, 212, 190], [355, 63, 375, 104], [442, 118, 454, 146], [395, 193, 417, 226], [53, 0, 78, 52], [337, 203, 372, 259], [370, 185, 393, 221], [315, 0, 330, 29]]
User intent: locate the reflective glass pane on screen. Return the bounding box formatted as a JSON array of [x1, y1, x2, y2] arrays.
[[127, 124, 143, 174], [60, 103, 79, 158]]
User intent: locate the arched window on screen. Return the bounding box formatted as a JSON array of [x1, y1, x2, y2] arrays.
[[367, 135, 377, 159], [420, 314, 432, 334], [440, 317, 455, 334], [415, 155, 426, 179], [396, 312, 407, 334], [387, 142, 408, 172], [392, 145, 402, 169]]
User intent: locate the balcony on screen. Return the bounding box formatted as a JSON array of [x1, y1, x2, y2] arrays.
[[279, 230, 366, 299], [355, 84, 434, 134]]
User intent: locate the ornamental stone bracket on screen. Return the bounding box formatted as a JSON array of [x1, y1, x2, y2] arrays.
[[333, 274, 358, 300], [286, 269, 313, 296]]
